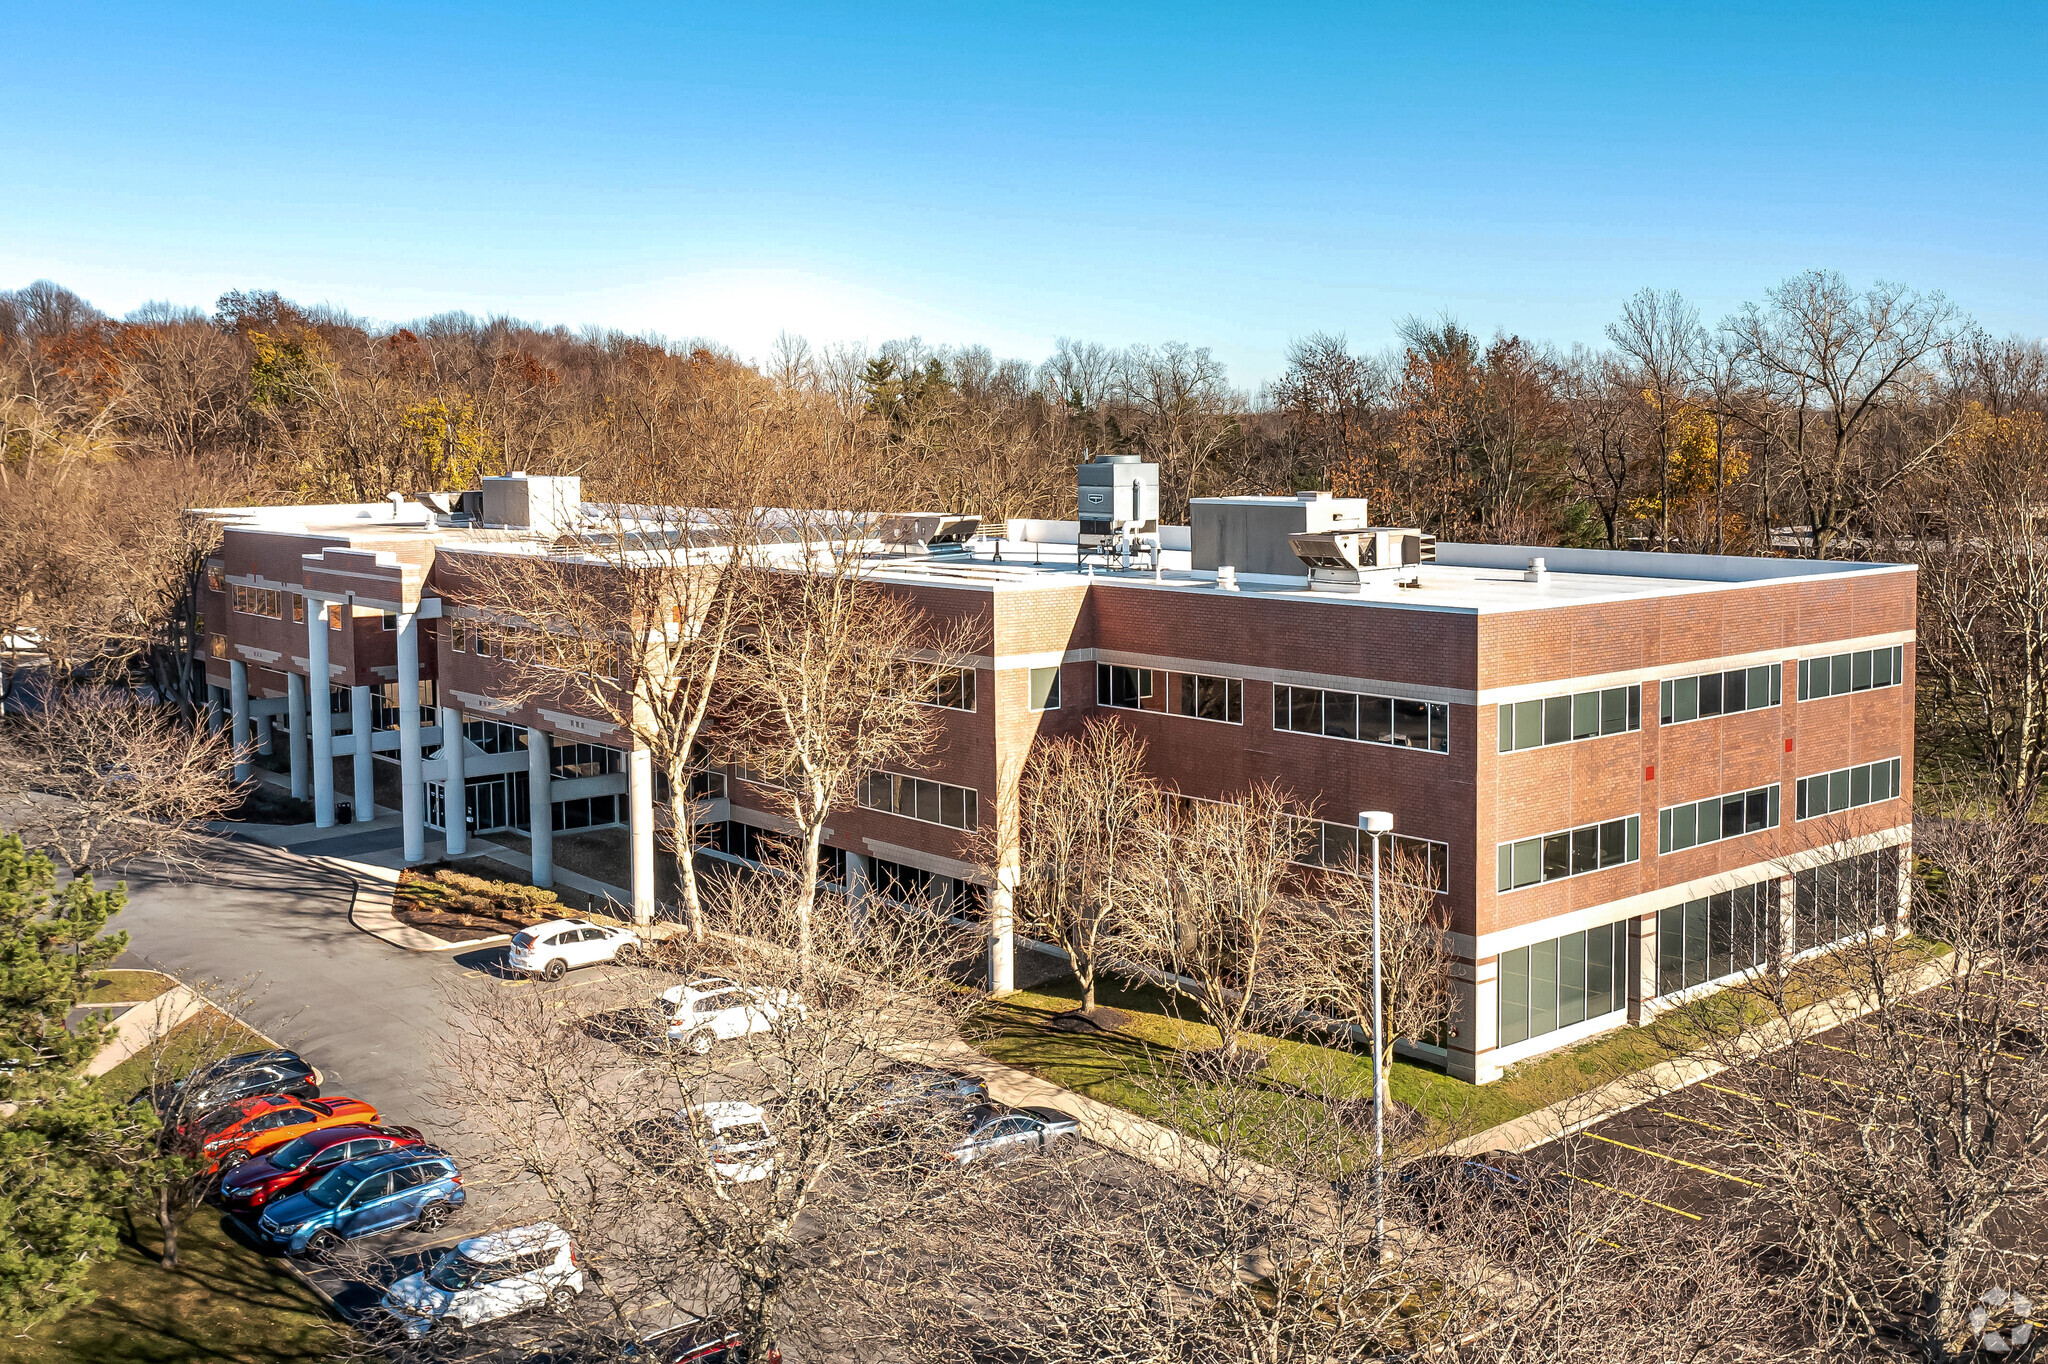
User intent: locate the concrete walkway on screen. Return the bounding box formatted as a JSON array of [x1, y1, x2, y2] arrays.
[[1449, 949, 1963, 1156]]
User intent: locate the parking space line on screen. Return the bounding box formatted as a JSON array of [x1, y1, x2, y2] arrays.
[[1699, 1081, 1842, 1123], [1558, 1170, 1702, 1221], [1581, 1131, 1763, 1189]]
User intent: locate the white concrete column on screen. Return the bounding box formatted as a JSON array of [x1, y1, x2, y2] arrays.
[[228, 660, 251, 781], [255, 711, 275, 756], [440, 706, 467, 858], [397, 614, 424, 863], [628, 745, 656, 926], [527, 728, 554, 889], [846, 851, 871, 905], [988, 863, 1017, 995], [351, 687, 375, 824], [206, 684, 224, 735], [308, 614, 336, 828], [286, 672, 309, 801]]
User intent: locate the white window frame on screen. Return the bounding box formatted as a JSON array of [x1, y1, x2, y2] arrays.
[[1496, 815, 1641, 892], [1172, 672, 1244, 726], [1498, 684, 1641, 752], [1027, 666, 1061, 712], [1657, 783, 1781, 855], [1658, 664, 1782, 728]]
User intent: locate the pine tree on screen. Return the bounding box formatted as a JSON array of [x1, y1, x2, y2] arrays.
[[0, 832, 130, 1326]]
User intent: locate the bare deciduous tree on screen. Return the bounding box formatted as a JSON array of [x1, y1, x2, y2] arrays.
[[0, 693, 239, 873]]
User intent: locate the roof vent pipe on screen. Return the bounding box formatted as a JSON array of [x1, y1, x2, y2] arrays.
[[387, 492, 407, 519], [1524, 556, 1549, 584], [1216, 565, 1239, 592]]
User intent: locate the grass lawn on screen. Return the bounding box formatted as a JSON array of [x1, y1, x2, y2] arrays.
[[90, 1008, 275, 1103], [967, 941, 1952, 1156], [0, 1207, 339, 1364], [82, 971, 178, 1007]]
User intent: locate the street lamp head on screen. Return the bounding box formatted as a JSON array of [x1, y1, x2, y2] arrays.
[[1358, 810, 1394, 834]]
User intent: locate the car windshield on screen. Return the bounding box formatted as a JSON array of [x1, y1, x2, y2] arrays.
[[712, 1123, 771, 1146], [425, 1252, 493, 1291], [300, 1164, 361, 1209], [267, 1134, 328, 1170]]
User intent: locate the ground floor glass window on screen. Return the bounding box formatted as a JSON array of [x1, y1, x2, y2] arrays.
[[1793, 846, 1900, 953], [1498, 919, 1628, 1047], [1658, 880, 1773, 996]]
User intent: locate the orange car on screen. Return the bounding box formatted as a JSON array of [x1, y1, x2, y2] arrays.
[[185, 1094, 380, 1172]]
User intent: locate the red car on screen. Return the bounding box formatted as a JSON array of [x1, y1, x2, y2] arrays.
[[218, 1123, 425, 1212], [184, 1094, 381, 1172]]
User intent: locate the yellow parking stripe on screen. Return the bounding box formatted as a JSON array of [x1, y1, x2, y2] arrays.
[[1558, 1170, 1702, 1221], [1581, 1131, 1764, 1188], [1699, 1081, 1842, 1123]]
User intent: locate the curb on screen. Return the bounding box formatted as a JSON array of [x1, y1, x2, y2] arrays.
[[328, 856, 513, 953]]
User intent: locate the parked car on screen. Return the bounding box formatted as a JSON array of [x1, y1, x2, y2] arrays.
[[943, 1106, 1081, 1166], [657, 978, 806, 1055], [184, 1094, 379, 1172], [257, 1147, 465, 1258], [154, 1049, 321, 1119], [683, 1101, 778, 1183], [219, 1124, 425, 1213], [871, 1070, 991, 1137], [627, 1319, 781, 1363], [381, 1221, 583, 1339], [507, 919, 644, 981]]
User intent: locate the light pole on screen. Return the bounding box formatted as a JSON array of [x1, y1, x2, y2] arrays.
[[1359, 809, 1394, 1259]]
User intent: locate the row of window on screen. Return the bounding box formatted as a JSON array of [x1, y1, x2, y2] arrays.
[[1294, 820, 1451, 893], [1498, 920, 1628, 1047], [918, 666, 976, 711], [1658, 783, 1780, 855], [1497, 685, 1641, 752], [1657, 881, 1774, 996], [231, 584, 286, 618], [1798, 647, 1904, 701], [1496, 816, 1641, 892], [1273, 685, 1450, 753], [551, 742, 623, 781], [1660, 664, 1781, 726], [856, 771, 980, 831], [1795, 758, 1902, 820]]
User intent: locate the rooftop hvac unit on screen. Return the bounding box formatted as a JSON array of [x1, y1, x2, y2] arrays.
[[1077, 453, 1159, 551], [1289, 527, 1435, 591], [877, 513, 983, 556]]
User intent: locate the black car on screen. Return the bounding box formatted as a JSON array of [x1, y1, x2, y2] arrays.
[[627, 1320, 780, 1363], [151, 1049, 322, 1120]]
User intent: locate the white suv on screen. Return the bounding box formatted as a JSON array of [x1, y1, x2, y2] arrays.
[[506, 920, 643, 981], [657, 978, 806, 1055], [682, 1100, 779, 1183], [381, 1221, 584, 1339]]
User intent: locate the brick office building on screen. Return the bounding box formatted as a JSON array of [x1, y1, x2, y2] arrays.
[[198, 472, 1915, 1083]]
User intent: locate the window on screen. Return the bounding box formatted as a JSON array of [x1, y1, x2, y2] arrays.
[[1795, 758, 1902, 820], [463, 719, 525, 754], [373, 680, 438, 730], [1174, 673, 1243, 724], [857, 771, 979, 831], [1295, 820, 1449, 893], [553, 794, 621, 830], [1658, 880, 1774, 995], [204, 564, 225, 593], [1028, 666, 1061, 711], [1659, 665, 1782, 726], [1797, 646, 1904, 702], [1496, 816, 1640, 891], [327, 602, 342, 630], [231, 584, 284, 618], [1275, 684, 1450, 754], [208, 633, 227, 659], [1096, 664, 1153, 709], [291, 593, 305, 624], [1658, 783, 1780, 854], [450, 619, 474, 653], [1498, 919, 1628, 1046], [917, 666, 976, 711], [551, 742, 623, 780], [1498, 685, 1641, 751], [1793, 846, 1901, 952], [381, 611, 398, 632]]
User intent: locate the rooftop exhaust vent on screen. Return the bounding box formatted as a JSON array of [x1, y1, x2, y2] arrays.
[[877, 513, 982, 556], [1078, 452, 1159, 557], [1289, 527, 1435, 591]]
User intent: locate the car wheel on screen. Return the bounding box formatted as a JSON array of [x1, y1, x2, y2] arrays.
[[302, 1231, 343, 1262], [414, 1201, 452, 1233], [549, 1285, 576, 1311], [687, 1029, 715, 1056], [614, 938, 642, 962], [541, 958, 568, 982]]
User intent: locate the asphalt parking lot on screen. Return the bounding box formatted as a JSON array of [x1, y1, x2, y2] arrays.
[[1521, 966, 2048, 1241]]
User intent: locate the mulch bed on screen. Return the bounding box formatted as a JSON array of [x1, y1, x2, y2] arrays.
[[390, 863, 574, 943], [1048, 1006, 1133, 1034]]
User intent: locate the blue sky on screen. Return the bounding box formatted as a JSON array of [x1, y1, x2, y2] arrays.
[[5, 2, 2043, 384]]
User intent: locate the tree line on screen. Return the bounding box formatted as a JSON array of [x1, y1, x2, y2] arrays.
[[4, 269, 2047, 814]]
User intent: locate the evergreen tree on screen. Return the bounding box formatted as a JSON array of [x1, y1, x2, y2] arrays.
[[0, 832, 130, 1326]]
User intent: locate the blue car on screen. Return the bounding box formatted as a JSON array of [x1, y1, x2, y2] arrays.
[[256, 1146, 465, 1258]]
